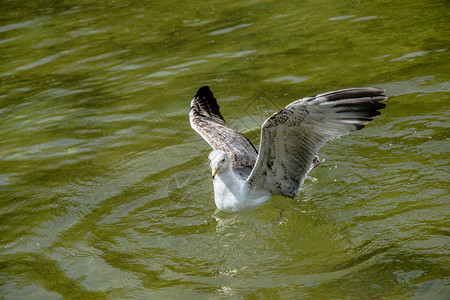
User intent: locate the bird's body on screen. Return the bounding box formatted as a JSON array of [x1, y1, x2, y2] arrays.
[[189, 86, 387, 212], [209, 150, 272, 212]]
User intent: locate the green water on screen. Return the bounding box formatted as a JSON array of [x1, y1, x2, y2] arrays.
[[1, 0, 449, 299]]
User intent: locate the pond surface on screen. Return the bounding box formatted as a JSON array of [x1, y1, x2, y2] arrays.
[[1, 0, 449, 299]]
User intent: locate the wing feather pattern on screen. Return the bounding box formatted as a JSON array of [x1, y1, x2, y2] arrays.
[[189, 86, 258, 169], [246, 87, 387, 197]]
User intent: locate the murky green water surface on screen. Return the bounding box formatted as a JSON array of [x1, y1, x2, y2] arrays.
[[1, 0, 449, 299]]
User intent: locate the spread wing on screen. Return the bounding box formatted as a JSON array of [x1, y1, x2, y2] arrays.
[[246, 87, 387, 197], [189, 86, 258, 169]]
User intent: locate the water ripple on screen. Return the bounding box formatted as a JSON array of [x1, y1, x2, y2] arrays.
[[208, 23, 253, 36]]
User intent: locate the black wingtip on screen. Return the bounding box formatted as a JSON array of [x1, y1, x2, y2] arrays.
[[192, 86, 225, 123], [195, 86, 213, 99]]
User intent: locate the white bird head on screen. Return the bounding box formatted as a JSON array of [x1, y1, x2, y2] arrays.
[[208, 150, 230, 179]]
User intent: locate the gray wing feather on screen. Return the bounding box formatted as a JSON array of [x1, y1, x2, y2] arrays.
[[246, 87, 387, 197], [189, 86, 258, 169]]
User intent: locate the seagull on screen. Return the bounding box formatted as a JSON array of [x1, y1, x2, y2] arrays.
[[189, 86, 387, 212]]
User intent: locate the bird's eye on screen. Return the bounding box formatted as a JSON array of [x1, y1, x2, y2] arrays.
[[221, 159, 225, 163]]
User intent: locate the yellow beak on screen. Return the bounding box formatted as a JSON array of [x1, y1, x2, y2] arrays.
[[212, 166, 219, 179]]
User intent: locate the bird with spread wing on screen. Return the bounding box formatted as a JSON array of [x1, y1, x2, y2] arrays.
[[189, 86, 387, 212]]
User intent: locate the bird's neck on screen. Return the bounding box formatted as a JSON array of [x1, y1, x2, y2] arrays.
[[216, 167, 242, 193]]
